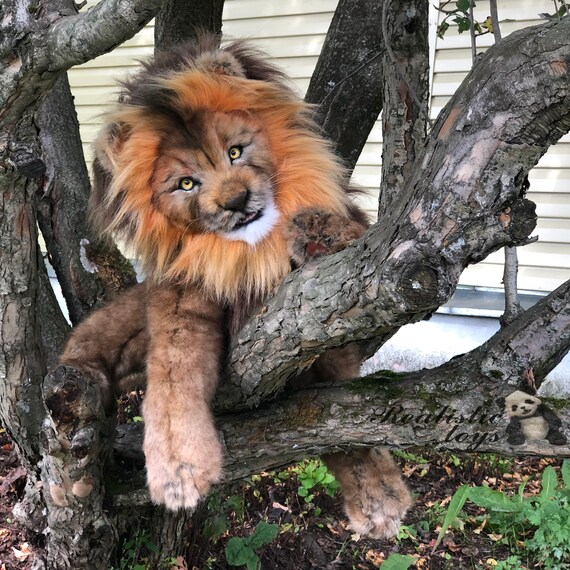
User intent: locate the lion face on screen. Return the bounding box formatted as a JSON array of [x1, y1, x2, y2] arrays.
[[91, 38, 356, 301], [151, 110, 279, 245]]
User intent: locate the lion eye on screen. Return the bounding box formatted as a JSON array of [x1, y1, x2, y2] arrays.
[[178, 177, 196, 191], [228, 146, 243, 162]]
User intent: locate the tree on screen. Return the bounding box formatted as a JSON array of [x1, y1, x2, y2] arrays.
[[0, 0, 569, 567]]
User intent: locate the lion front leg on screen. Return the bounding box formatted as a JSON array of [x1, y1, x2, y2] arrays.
[[144, 284, 225, 511]]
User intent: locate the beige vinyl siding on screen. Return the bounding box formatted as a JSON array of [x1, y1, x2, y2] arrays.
[[68, 0, 569, 293]]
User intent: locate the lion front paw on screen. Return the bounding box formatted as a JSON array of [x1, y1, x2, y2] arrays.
[[147, 459, 222, 511], [144, 426, 223, 511]]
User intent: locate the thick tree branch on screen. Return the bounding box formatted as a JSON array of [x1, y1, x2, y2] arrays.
[[0, 0, 161, 132], [305, 0, 385, 173], [220, 19, 570, 410], [501, 245, 525, 327], [44, 0, 162, 72], [112, 277, 570, 504], [37, 254, 70, 368]]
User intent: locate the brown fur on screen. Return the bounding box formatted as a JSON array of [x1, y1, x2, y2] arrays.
[[60, 35, 411, 535], [284, 207, 369, 268], [59, 284, 148, 409], [322, 449, 413, 538], [284, 210, 413, 536]]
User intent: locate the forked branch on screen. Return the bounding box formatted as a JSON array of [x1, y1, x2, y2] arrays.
[[222, 18, 570, 410]]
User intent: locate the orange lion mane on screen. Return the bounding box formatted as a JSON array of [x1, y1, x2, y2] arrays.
[[91, 35, 361, 304]]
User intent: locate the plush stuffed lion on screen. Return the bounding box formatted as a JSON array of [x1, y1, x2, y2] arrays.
[[61, 34, 411, 538]]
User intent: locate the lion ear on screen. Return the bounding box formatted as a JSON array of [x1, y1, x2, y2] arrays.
[[195, 50, 246, 78], [93, 122, 130, 178], [89, 122, 131, 233]]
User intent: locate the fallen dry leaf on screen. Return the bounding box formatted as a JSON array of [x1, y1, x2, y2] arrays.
[[12, 542, 32, 561], [365, 549, 385, 566]]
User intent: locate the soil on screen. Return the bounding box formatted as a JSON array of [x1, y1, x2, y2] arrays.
[[0, 423, 560, 569]]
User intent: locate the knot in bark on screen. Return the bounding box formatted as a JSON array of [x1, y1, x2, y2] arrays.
[[43, 366, 102, 434], [502, 198, 537, 244], [398, 264, 439, 309]]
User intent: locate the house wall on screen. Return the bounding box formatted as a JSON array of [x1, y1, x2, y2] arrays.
[[68, 0, 570, 293]]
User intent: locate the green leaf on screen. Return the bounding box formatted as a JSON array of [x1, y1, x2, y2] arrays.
[[145, 540, 160, 554], [245, 554, 261, 570], [204, 514, 229, 541], [561, 461, 570, 489], [541, 465, 558, 501], [300, 477, 315, 489], [436, 21, 450, 39], [225, 537, 254, 566], [433, 485, 470, 551], [455, 0, 471, 12], [248, 522, 279, 550], [381, 553, 416, 569], [468, 486, 524, 512], [453, 15, 472, 33]]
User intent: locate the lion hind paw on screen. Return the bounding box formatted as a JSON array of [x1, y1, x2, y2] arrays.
[[347, 512, 404, 540]]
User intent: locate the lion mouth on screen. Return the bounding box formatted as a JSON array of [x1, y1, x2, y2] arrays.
[[234, 209, 263, 229], [221, 197, 279, 245]]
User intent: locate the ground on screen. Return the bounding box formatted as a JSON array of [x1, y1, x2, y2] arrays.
[[1, 419, 564, 570]]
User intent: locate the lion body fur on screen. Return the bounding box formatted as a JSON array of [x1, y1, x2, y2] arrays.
[[61, 35, 411, 536]]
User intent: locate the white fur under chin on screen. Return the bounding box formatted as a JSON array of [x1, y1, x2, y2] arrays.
[[221, 198, 279, 245]]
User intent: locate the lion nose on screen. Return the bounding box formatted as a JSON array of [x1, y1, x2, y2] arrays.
[[222, 189, 249, 211]]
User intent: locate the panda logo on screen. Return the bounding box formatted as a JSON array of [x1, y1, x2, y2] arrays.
[[500, 390, 567, 446]]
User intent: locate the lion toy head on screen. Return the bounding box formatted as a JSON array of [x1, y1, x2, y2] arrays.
[[91, 34, 364, 304]]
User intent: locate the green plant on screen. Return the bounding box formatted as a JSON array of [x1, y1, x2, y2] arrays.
[[424, 500, 453, 528], [436, 0, 492, 39], [392, 449, 429, 464], [479, 453, 515, 475], [381, 553, 416, 569], [493, 555, 525, 570], [292, 459, 339, 503], [203, 490, 246, 541], [436, 461, 570, 568], [225, 521, 279, 570], [112, 530, 159, 570]]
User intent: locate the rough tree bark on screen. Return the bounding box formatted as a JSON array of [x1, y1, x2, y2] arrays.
[[154, 0, 224, 49], [0, 1, 162, 568], [378, 0, 430, 217]]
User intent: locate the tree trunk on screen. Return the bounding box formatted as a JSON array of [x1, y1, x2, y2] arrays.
[[305, 0, 385, 173], [37, 74, 137, 327], [0, 167, 45, 463], [40, 367, 116, 570], [155, 0, 225, 49], [1, 1, 162, 567]]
